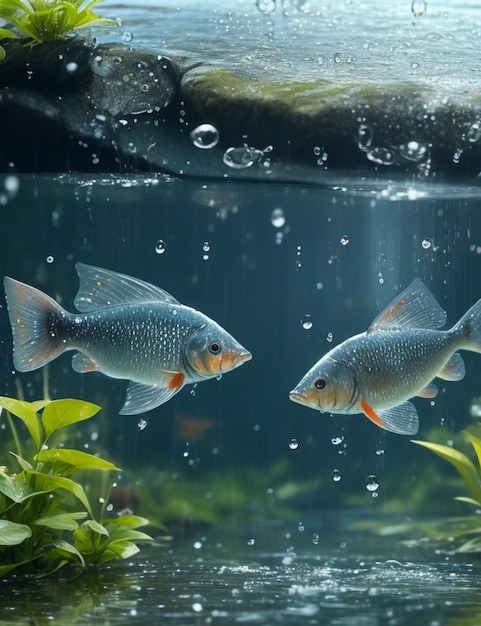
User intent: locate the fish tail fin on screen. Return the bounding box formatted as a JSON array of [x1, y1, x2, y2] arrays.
[[4, 277, 69, 372], [453, 297, 481, 353]]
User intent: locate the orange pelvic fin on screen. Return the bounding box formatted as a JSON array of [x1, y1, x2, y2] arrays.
[[168, 372, 185, 390], [360, 397, 419, 435]]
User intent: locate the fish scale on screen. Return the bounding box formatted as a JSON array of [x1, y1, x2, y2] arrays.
[[290, 279, 481, 435]]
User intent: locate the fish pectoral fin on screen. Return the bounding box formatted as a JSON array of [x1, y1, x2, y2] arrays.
[[438, 352, 465, 381], [417, 383, 438, 398], [367, 278, 447, 332], [71, 352, 100, 373], [119, 372, 186, 415], [360, 398, 419, 435]]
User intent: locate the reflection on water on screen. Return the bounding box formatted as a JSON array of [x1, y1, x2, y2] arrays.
[[3, 514, 481, 626]]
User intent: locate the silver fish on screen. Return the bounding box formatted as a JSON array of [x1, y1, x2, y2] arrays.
[[4, 263, 251, 414], [289, 279, 481, 435]]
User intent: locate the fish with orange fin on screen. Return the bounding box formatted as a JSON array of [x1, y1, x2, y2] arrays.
[[4, 263, 251, 415], [289, 279, 481, 435]]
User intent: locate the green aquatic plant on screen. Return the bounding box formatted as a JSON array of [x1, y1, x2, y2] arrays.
[[0, 0, 115, 46], [412, 431, 481, 552], [0, 396, 152, 578]]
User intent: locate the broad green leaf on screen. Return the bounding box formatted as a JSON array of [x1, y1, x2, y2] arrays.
[[106, 528, 153, 546], [0, 396, 42, 449], [0, 471, 32, 503], [80, 519, 109, 536], [42, 399, 100, 440], [34, 513, 85, 531], [48, 539, 85, 567], [100, 541, 140, 562], [465, 431, 481, 470], [412, 439, 481, 503], [0, 519, 32, 546], [36, 448, 120, 476], [107, 514, 150, 530], [25, 471, 93, 518], [73, 525, 95, 554], [0, 561, 31, 577]]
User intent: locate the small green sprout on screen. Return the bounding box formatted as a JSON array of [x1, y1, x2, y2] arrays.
[[0, 0, 116, 46]]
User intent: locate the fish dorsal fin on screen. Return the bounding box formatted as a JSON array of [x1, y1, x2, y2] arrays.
[[74, 263, 180, 312], [368, 278, 447, 332]]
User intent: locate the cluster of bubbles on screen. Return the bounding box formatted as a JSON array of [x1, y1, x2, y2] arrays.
[[223, 144, 271, 169], [358, 124, 430, 168], [256, 0, 310, 14]]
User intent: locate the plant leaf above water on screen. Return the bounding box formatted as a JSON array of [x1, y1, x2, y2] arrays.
[[36, 448, 120, 476], [41, 399, 100, 441], [0, 519, 32, 546]]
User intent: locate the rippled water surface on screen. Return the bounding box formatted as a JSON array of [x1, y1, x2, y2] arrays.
[[3, 514, 481, 626], [100, 0, 481, 90]]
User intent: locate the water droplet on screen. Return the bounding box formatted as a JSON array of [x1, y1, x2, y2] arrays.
[[326, 332, 333, 342], [122, 31, 133, 42], [331, 435, 344, 446], [46, 255, 54, 264], [289, 438, 299, 450], [154, 239, 166, 254], [106, 503, 114, 512], [192, 603, 203, 613], [256, 0, 276, 13], [247, 538, 255, 545], [411, 0, 426, 16], [223, 145, 264, 169], [190, 384, 197, 396], [296, 245, 302, 269], [271, 207, 286, 228], [453, 148, 463, 164], [410, 61, 420, 70], [340, 235, 349, 246], [332, 469, 341, 482], [193, 540, 202, 549], [65, 61, 78, 74], [365, 475, 379, 492], [137, 418, 147, 431], [467, 122, 481, 143], [301, 314, 313, 330], [190, 123, 219, 149], [366, 147, 395, 165], [421, 237, 432, 249], [312, 533, 319, 545], [358, 125, 373, 152]]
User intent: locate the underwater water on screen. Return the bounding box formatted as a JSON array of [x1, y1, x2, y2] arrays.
[[3, 0, 481, 624]]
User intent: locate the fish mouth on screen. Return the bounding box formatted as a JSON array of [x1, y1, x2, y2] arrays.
[[222, 350, 252, 372], [289, 390, 307, 405]]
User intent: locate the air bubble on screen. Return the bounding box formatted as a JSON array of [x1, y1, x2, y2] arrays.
[[190, 124, 219, 149], [137, 419, 147, 431], [192, 603, 203, 613], [271, 208, 285, 228], [289, 438, 299, 450], [365, 475, 379, 492], [358, 125, 373, 152], [411, 0, 426, 16], [223, 145, 264, 169], [202, 242, 210, 261], [154, 239, 166, 254], [326, 332, 333, 342], [340, 235, 349, 246], [331, 435, 344, 446], [256, 0, 276, 13], [301, 314, 313, 330], [332, 469, 341, 482], [421, 238, 432, 249], [366, 147, 395, 165], [467, 122, 481, 143], [122, 31, 133, 42], [397, 141, 427, 162], [312, 533, 319, 545], [410, 61, 420, 70], [46, 255, 54, 264], [65, 61, 78, 73]]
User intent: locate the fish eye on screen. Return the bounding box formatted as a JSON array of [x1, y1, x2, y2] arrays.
[[314, 378, 327, 390], [209, 341, 222, 355]]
